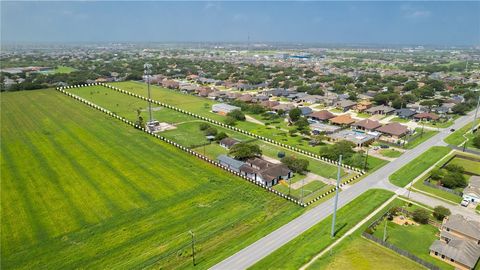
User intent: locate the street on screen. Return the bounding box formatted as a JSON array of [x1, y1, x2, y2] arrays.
[[210, 110, 477, 270]]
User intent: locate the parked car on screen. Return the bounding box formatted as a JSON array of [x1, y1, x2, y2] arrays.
[[460, 199, 470, 207], [380, 145, 389, 149], [450, 128, 456, 132]]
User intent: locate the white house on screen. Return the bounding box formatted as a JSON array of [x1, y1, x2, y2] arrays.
[[463, 176, 480, 203]]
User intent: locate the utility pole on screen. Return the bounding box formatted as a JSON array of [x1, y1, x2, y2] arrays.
[[464, 90, 479, 152], [144, 63, 153, 123], [363, 147, 369, 170], [301, 177, 305, 203], [189, 230, 196, 266], [331, 155, 342, 238], [288, 177, 292, 197]]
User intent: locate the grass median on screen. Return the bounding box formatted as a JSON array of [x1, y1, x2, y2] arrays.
[[389, 146, 452, 187]]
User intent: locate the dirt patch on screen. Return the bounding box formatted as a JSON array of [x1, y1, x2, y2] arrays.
[[392, 215, 419, 226]]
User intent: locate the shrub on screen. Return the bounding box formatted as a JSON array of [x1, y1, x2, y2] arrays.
[[227, 109, 245, 121], [214, 132, 228, 141], [412, 209, 430, 224], [204, 127, 218, 136], [224, 116, 236, 126], [433, 206, 451, 221], [199, 123, 210, 131]]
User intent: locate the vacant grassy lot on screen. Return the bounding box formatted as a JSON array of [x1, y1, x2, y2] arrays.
[[444, 119, 480, 147], [1, 90, 304, 269], [389, 146, 452, 187], [66, 85, 348, 180], [250, 189, 394, 270]]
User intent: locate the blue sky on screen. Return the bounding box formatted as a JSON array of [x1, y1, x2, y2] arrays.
[[1, 1, 479, 46]]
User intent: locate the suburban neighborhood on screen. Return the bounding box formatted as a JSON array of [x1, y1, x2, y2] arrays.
[[1, 1, 480, 270]]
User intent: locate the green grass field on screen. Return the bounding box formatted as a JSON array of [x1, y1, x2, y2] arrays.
[[65, 85, 350, 181], [106, 82, 387, 172], [379, 149, 402, 158], [389, 146, 452, 187], [1, 90, 305, 269], [372, 220, 453, 269], [449, 156, 480, 175], [404, 128, 438, 149], [444, 119, 480, 147], [250, 189, 394, 270], [309, 237, 425, 270], [306, 198, 434, 270]]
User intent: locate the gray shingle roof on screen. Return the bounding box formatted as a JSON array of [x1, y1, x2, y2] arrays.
[[444, 214, 480, 240], [430, 239, 480, 268], [217, 155, 245, 170]]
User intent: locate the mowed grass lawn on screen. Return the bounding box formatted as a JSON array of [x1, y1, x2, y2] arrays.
[[1, 90, 304, 269], [250, 189, 394, 270], [389, 146, 452, 187], [66, 85, 347, 180], [444, 119, 480, 147], [108, 82, 388, 172]]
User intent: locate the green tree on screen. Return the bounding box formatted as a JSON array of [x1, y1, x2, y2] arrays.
[[433, 206, 451, 221], [227, 109, 246, 121], [289, 108, 302, 122], [412, 209, 430, 224], [452, 103, 470, 115], [224, 116, 237, 126], [281, 156, 309, 173], [229, 143, 262, 160], [472, 133, 480, 149], [204, 127, 218, 136], [199, 123, 210, 131], [214, 132, 228, 141]]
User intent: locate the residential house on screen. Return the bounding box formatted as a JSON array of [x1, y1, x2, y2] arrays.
[[430, 214, 480, 270], [217, 155, 245, 172], [329, 114, 356, 126], [336, 100, 357, 112], [355, 100, 373, 112], [308, 110, 335, 122], [463, 176, 480, 204], [299, 107, 313, 116], [219, 137, 241, 149], [198, 87, 214, 97], [395, 108, 417, 119], [237, 94, 253, 103], [261, 100, 280, 110], [365, 105, 396, 115], [212, 103, 241, 115], [300, 95, 323, 104], [310, 122, 342, 134], [161, 79, 179, 89], [272, 103, 295, 113], [328, 129, 376, 147], [376, 122, 409, 141], [352, 119, 382, 132], [239, 157, 293, 187], [414, 112, 440, 122]]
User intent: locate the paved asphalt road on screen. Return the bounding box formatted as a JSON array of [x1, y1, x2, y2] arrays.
[[210, 111, 477, 270]]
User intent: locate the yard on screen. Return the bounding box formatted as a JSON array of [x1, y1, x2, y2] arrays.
[[412, 153, 480, 203], [1, 90, 304, 269], [108, 82, 388, 172], [371, 219, 453, 269], [306, 198, 440, 270], [389, 146, 452, 187]]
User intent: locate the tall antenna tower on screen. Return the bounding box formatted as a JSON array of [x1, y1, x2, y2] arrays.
[[144, 63, 153, 123]]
